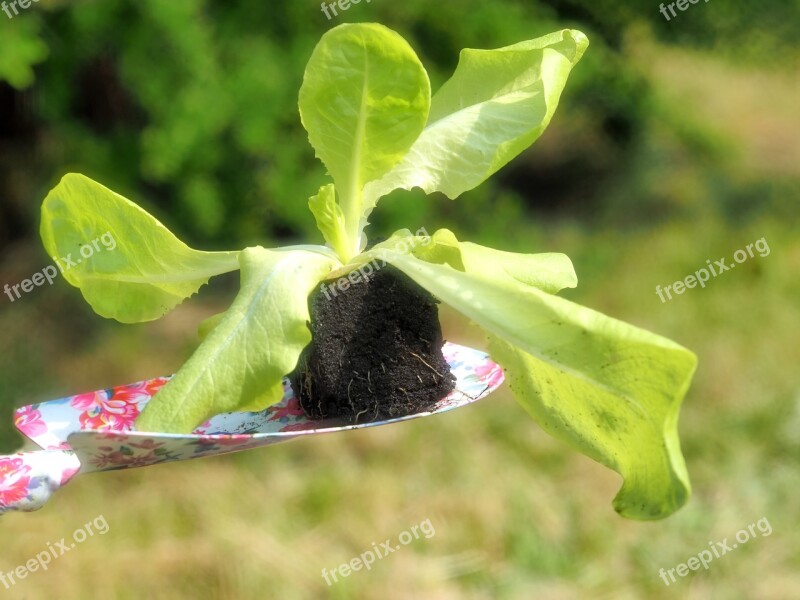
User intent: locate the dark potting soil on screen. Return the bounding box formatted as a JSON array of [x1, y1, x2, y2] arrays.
[[292, 264, 456, 423]]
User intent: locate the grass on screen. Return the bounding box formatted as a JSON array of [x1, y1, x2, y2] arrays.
[[1, 212, 798, 599]]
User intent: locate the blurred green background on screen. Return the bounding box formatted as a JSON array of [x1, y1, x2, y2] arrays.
[[1, 0, 798, 598]]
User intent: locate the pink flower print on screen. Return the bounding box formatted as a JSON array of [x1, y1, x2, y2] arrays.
[[192, 420, 213, 435], [280, 421, 322, 432], [211, 434, 251, 446], [196, 434, 251, 448], [119, 452, 162, 469], [267, 397, 305, 421], [128, 439, 165, 451], [60, 465, 81, 486], [71, 390, 141, 432], [474, 362, 504, 390], [0, 457, 32, 506], [95, 433, 131, 443], [89, 448, 164, 470], [113, 378, 170, 402], [14, 405, 48, 438], [90, 450, 130, 469]]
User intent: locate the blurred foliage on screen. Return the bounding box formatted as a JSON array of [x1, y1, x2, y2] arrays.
[[0, 0, 797, 254], [0, 15, 48, 88]]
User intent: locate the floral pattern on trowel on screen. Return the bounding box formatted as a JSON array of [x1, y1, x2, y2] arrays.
[[2, 343, 502, 515]]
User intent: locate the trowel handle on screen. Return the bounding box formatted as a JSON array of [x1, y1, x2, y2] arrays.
[[0, 450, 81, 516]]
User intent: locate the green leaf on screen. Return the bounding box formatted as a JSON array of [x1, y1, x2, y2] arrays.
[[197, 312, 225, 341], [0, 18, 49, 89], [368, 229, 575, 292], [383, 252, 696, 520], [458, 242, 577, 294], [299, 23, 431, 257], [40, 173, 240, 324], [136, 247, 337, 434], [325, 227, 458, 281], [410, 228, 465, 270], [308, 183, 349, 260], [363, 29, 588, 204]]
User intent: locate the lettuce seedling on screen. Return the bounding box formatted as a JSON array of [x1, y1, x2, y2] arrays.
[[39, 24, 696, 519]]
